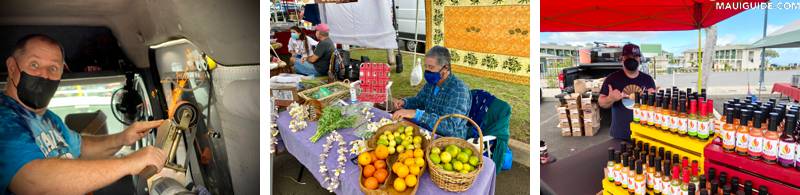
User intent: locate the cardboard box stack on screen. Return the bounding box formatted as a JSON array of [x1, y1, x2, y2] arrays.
[[573, 78, 606, 94], [557, 93, 601, 136]]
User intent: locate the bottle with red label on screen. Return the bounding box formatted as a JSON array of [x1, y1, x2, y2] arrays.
[[763, 112, 780, 164], [778, 114, 796, 167], [722, 108, 737, 153], [736, 110, 751, 156], [748, 110, 765, 160], [698, 100, 711, 141]]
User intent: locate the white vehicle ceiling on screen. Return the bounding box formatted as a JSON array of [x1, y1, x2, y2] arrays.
[[0, 0, 259, 68]]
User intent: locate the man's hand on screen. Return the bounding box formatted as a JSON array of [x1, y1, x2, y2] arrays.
[[607, 85, 626, 102], [118, 120, 165, 146], [124, 146, 167, 175], [392, 109, 416, 120], [393, 98, 405, 110]]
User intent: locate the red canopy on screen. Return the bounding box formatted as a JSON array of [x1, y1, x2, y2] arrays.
[[542, 0, 766, 32]]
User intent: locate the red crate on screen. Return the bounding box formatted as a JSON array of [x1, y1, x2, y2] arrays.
[[357, 63, 391, 103], [704, 143, 800, 194]]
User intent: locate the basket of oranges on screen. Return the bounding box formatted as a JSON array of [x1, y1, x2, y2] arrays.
[[358, 148, 391, 195], [425, 114, 484, 192]]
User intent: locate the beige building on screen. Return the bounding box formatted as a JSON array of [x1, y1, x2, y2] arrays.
[[540, 43, 579, 63], [680, 45, 763, 70]]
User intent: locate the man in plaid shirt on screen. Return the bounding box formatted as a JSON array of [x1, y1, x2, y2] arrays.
[[392, 46, 471, 139]]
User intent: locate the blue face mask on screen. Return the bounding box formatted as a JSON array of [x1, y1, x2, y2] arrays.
[[290, 33, 299, 40], [424, 66, 446, 85]]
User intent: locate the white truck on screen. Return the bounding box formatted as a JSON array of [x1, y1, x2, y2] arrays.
[[393, 0, 426, 53]]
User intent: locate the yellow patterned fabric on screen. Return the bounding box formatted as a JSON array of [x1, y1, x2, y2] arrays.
[[426, 0, 530, 85], [444, 6, 529, 57]]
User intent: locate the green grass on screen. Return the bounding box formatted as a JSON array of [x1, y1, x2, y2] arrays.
[[350, 49, 530, 143]]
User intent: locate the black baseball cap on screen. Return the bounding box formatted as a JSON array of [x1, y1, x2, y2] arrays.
[[622, 43, 642, 57]]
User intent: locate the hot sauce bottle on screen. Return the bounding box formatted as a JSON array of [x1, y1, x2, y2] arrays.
[[690, 100, 701, 139], [670, 164, 681, 195], [762, 113, 780, 164], [635, 160, 647, 195], [654, 157, 663, 195], [607, 148, 616, 182], [661, 160, 672, 195], [679, 99, 690, 138], [722, 108, 737, 153], [622, 153, 630, 189], [615, 151, 623, 186], [698, 100, 711, 141], [629, 157, 637, 194], [648, 94, 658, 127], [634, 92, 641, 123], [664, 97, 674, 132], [736, 110, 751, 156], [707, 99, 716, 137], [640, 93, 649, 125], [681, 167, 690, 195], [691, 160, 699, 187], [648, 155, 656, 190], [717, 102, 731, 137], [655, 94, 663, 128], [748, 111, 764, 160], [778, 114, 796, 167], [674, 98, 684, 136]]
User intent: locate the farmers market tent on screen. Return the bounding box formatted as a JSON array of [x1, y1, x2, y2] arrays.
[[319, 0, 399, 49], [750, 19, 800, 48], [541, 0, 765, 32]]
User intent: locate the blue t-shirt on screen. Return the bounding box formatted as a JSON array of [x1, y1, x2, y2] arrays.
[[599, 70, 656, 140], [0, 94, 81, 194]]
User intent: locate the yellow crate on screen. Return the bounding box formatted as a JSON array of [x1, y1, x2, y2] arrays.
[[630, 123, 714, 174]]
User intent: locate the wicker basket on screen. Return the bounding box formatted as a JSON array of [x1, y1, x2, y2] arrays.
[[425, 114, 483, 192], [298, 81, 350, 106]]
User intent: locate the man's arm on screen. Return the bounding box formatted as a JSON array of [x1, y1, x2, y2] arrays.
[[9, 147, 166, 195], [80, 120, 164, 159], [416, 87, 470, 139], [80, 134, 124, 159]]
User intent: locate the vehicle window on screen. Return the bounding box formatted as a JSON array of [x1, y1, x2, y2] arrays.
[[49, 78, 126, 135]]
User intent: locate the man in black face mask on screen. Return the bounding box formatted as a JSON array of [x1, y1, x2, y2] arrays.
[[598, 43, 656, 140], [0, 34, 167, 194]]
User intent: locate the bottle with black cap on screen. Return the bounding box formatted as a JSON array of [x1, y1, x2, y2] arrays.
[[722, 184, 731, 195], [730, 177, 739, 193], [607, 147, 616, 182], [743, 181, 753, 195], [758, 186, 768, 195], [634, 160, 646, 195], [661, 160, 672, 195], [710, 180, 719, 195], [688, 183, 696, 195], [654, 156, 663, 195], [614, 151, 623, 186], [621, 153, 630, 189]]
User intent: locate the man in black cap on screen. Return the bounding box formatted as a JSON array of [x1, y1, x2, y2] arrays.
[[598, 43, 656, 140]]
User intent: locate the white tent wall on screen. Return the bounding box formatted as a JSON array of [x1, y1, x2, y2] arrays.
[[319, 0, 399, 49]]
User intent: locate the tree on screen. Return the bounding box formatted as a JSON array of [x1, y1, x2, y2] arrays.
[[765, 49, 779, 58]]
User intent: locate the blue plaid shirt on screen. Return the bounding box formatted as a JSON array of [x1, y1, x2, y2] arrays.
[[404, 74, 471, 139]]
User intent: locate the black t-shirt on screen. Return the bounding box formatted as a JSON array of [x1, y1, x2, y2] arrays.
[[599, 70, 656, 140], [312, 38, 334, 74]]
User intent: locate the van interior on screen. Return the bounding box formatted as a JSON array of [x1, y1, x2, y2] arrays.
[[0, 0, 258, 194]]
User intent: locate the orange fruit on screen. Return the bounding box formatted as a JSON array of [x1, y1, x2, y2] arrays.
[[364, 177, 379, 190], [374, 160, 387, 169], [405, 174, 418, 187], [392, 163, 401, 174], [375, 145, 389, 160], [413, 148, 424, 158], [395, 164, 409, 178], [363, 165, 376, 177], [404, 158, 415, 166], [358, 153, 372, 166], [369, 152, 378, 163], [393, 177, 407, 192], [409, 165, 420, 176], [405, 151, 414, 158], [414, 157, 425, 167], [375, 169, 389, 183]]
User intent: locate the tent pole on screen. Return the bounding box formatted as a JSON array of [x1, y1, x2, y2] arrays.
[[697, 29, 702, 91], [759, 6, 769, 96]]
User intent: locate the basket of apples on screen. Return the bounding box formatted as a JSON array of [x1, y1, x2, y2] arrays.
[[425, 114, 484, 192]]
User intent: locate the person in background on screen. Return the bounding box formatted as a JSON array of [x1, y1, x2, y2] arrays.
[[294, 23, 333, 76], [287, 26, 318, 65], [392, 46, 471, 139], [598, 43, 656, 140]]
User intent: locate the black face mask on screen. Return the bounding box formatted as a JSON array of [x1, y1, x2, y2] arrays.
[[13, 62, 60, 109], [623, 58, 639, 71]]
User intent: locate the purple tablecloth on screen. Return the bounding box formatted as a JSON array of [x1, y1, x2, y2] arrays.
[[277, 108, 496, 195]]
